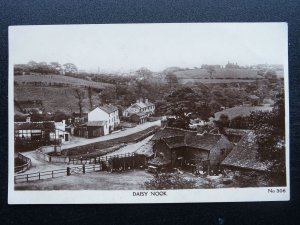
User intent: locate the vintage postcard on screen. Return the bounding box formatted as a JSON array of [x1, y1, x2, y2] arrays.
[[8, 23, 289, 204]]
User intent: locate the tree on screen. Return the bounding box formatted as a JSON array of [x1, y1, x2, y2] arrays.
[[74, 89, 85, 117], [161, 87, 213, 129], [144, 173, 196, 190], [165, 72, 178, 87], [250, 93, 285, 185], [63, 63, 78, 75], [206, 66, 216, 79], [87, 86, 93, 110]]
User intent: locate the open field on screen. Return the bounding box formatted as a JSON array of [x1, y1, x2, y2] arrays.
[[15, 74, 112, 89], [214, 105, 273, 120], [174, 68, 263, 79], [180, 78, 257, 84]]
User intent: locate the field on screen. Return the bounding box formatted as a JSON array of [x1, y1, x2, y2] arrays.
[[179, 78, 257, 84], [14, 86, 100, 114], [15, 74, 112, 90], [174, 68, 263, 79], [214, 105, 273, 120]]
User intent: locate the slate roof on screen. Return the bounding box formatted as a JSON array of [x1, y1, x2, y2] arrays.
[[99, 104, 118, 114], [15, 121, 55, 130], [84, 121, 106, 127], [185, 132, 223, 151], [221, 131, 273, 172], [152, 127, 227, 151], [152, 127, 186, 141]]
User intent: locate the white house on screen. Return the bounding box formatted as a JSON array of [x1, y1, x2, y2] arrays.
[[123, 98, 155, 117], [88, 104, 120, 133], [50, 120, 70, 143]]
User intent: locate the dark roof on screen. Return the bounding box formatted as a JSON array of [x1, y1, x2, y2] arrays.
[[152, 127, 186, 141], [99, 104, 118, 114], [163, 135, 186, 148], [185, 132, 223, 151], [152, 127, 227, 151], [15, 121, 55, 130], [221, 131, 273, 172], [85, 121, 106, 127]]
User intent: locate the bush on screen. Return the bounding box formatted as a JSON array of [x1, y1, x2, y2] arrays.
[[144, 172, 196, 190]]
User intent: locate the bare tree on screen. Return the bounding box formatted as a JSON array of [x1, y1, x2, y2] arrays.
[[74, 89, 85, 117], [87, 86, 93, 110]]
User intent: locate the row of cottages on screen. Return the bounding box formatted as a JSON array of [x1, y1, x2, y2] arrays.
[[75, 104, 120, 139], [148, 127, 233, 173], [14, 117, 70, 151], [123, 98, 155, 124]]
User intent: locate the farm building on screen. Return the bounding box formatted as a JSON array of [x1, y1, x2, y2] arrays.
[[123, 98, 155, 117], [74, 121, 108, 139], [88, 104, 120, 132], [150, 127, 233, 173], [135, 141, 155, 168], [130, 112, 147, 124], [14, 118, 69, 151], [221, 131, 273, 173]]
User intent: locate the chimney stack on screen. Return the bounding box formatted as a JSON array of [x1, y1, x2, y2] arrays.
[[145, 98, 149, 104], [26, 117, 31, 123]]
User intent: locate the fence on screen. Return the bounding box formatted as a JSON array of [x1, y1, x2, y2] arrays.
[[14, 153, 32, 173], [36, 145, 70, 163], [69, 152, 135, 165], [14, 164, 102, 183]]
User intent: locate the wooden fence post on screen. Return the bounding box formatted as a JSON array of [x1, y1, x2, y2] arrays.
[[39, 172, 40, 180], [67, 167, 70, 176], [83, 164, 85, 174], [27, 174, 28, 182]]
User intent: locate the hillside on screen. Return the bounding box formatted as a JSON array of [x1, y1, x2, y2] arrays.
[[14, 86, 100, 114], [14, 74, 113, 90]]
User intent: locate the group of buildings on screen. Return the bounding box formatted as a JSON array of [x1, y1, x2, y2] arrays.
[[14, 98, 156, 148], [135, 126, 271, 175]]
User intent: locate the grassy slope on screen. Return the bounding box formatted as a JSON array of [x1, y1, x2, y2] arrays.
[[174, 68, 263, 84], [15, 74, 112, 89]]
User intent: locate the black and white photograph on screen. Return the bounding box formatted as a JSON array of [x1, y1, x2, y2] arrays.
[[8, 23, 289, 203]]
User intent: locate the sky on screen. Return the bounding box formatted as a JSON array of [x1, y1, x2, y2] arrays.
[[9, 23, 288, 72]]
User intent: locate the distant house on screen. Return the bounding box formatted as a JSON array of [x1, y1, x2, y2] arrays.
[[123, 98, 155, 118], [221, 131, 273, 173], [88, 104, 120, 132], [149, 127, 233, 173]]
